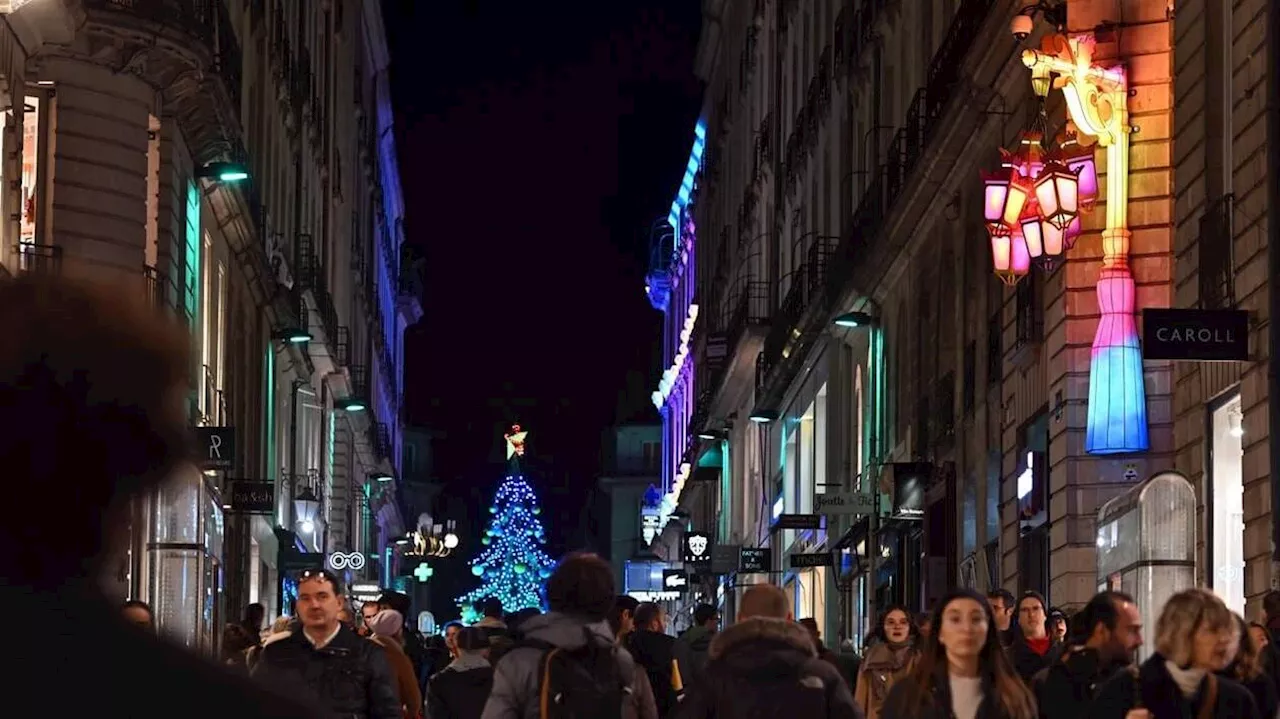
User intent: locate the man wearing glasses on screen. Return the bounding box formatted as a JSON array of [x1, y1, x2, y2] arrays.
[[253, 569, 402, 719]]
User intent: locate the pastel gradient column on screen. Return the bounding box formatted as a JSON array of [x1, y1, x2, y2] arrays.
[[1023, 36, 1148, 454]]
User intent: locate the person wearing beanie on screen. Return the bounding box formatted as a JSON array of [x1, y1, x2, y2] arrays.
[[1008, 591, 1064, 683], [368, 609, 423, 719], [427, 626, 494, 719]]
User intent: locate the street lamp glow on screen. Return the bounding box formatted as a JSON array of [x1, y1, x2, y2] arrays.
[[301, 519, 314, 534], [443, 532, 459, 549]]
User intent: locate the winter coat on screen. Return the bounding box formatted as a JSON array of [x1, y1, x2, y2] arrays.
[[253, 625, 403, 719], [1030, 646, 1126, 719], [880, 669, 1035, 719], [1218, 667, 1279, 719], [676, 625, 714, 687], [427, 655, 493, 719], [372, 634, 424, 719], [853, 642, 917, 719], [479, 612, 657, 719], [1007, 636, 1063, 685], [1087, 653, 1261, 719], [673, 617, 862, 719], [627, 629, 680, 717]]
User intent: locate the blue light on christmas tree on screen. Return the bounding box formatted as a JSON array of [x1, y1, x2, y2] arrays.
[[457, 425, 557, 622]]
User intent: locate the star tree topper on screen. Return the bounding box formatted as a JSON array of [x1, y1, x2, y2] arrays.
[[504, 424, 528, 460]]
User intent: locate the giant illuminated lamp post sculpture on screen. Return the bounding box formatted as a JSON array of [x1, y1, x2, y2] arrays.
[[1023, 34, 1146, 455]]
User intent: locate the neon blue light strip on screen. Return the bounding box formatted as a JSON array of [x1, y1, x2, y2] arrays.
[[667, 120, 707, 228]]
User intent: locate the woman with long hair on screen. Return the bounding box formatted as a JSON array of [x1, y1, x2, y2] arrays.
[[1089, 587, 1260, 719], [1219, 613, 1278, 718], [855, 604, 919, 719], [881, 588, 1036, 719]]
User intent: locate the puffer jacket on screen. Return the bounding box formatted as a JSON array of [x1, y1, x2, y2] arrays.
[[252, 625, 402, 719], [478, 612, 657, 719], [673, 617, 861, 719], [427, 654, 493, 719], [853, 642, 916, 719]]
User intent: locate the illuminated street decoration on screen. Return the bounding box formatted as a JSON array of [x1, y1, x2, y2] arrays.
[[1020, 34, 1146, 454], [504, 423, 527, 459], [651, 303, 699, 409]]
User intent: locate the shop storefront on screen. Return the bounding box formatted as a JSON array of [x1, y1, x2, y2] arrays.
[[137, 464, 225, 653], [1208, 392, 1246, 615]]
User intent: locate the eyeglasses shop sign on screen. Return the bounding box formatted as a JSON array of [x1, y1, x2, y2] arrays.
[[1142, 308, 1248, 362]]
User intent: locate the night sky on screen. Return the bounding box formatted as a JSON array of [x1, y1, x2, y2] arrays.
[[383, 2, 702, 566]]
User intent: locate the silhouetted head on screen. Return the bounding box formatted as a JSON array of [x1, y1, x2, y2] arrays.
[[0, 274, 190, 588]]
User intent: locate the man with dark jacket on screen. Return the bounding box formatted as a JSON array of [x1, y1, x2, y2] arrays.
[[427, 627, 494, 719], [628, 602, 682, 717], [1008, 591, 1064, 684], [1031, 590, 1142, 719], [254, 569, 402, 719], [677, 604, 719, 688], [674, 584, 861, 719]]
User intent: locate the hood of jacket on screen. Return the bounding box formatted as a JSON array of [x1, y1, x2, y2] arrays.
[[708, 618, 817, 679], [476, 616, 507, 630], [519, 611, 615, 649]]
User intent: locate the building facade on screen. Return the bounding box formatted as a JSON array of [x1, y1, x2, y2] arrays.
[[596, 423, 662, 592], [661, 0, 1274, 649], [0, 0, 420, 652]]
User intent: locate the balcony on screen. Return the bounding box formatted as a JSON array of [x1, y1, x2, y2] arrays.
[[348, 363, 370, 401], [369, 421, 392, 463], [200, 364, 228, 426], [14, 243, 61, 275], [82, 0, 242, 164], [753, 236, 838, 404], [335, 326, 351, 368]]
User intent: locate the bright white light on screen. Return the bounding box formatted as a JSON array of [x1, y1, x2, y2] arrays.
[[1016, 451, 1034, 500], [443, 532, 459, 549], [301, 520, 315, 534]]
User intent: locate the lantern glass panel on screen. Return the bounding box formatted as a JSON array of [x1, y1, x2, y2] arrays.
[[1069, 153, 1098, 204], [991, 232, 1012, 273], [1035, 163, 1080, 230], [984, 178, 1010, 224], [1011, 230, 1032, 276], [1042, 220, 1066, 257], [1021, 215, 1045, 259], [1003, 180, 1031, 229]]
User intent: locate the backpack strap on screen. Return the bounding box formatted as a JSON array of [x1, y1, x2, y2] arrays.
[[538, 645, 565, 719]]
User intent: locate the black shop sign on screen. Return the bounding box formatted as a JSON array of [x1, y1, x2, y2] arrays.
[[194, 426, 236, 470], [228, 481, 274, 514], [1142, 308, 1248, 362]]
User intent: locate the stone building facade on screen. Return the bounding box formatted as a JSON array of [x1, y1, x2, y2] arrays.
[[667, 0, 1272, 647], [0, 0, 419, 652]]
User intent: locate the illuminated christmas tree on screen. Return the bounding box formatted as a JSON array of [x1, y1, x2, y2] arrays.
[[457, 425, 556, 623]]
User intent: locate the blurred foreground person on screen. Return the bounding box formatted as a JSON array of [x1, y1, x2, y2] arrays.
[[1218, 613, 1277, 719], [0, 274, 322, 717], [1032, 591, 1143, 719], [881, 588, 1035, 719], [1089, 587, 1259, 719], [481, 552, 657, 719], [675, 584, 859, 719], [369, 609, 425, 719]]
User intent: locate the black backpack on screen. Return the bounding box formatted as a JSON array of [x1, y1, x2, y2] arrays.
[[522, 628, 634, 719]]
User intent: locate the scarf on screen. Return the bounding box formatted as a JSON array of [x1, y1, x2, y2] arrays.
[[1165, 660, 1206, 697]]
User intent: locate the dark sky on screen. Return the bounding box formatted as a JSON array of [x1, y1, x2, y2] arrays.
[[383, 2, 702, 551]]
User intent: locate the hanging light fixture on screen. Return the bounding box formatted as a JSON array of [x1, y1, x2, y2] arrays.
[[1034, 159, 1081, 230], [1059, 134, 1099, 211], [982, 166, 1030, 238], [992, 228, 1033, 285]]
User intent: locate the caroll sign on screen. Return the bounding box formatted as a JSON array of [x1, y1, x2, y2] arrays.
[[1142, 308, 1248, 362]]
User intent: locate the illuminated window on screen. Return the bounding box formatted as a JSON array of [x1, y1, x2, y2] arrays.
[[1210, 394, 1245, 615]]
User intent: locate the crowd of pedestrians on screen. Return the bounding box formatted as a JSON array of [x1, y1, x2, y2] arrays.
[[13, 272, 1280, 719]]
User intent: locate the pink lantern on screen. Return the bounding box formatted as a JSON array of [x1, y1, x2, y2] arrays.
[[992, 229, 1032, 285], [1020, 212, 1046, 260], [1034, 160, 1080, 230], [1062, 215, 1083, 250], [1061, 138, 1099, 209], [982, 168, 1029, 237]]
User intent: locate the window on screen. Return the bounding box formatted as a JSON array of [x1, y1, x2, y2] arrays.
[[1210, 394, 1245, 614], [962, 341, 976, 414], [19, 91, 50, 246], [1199, 194, 1235, 309], [962, 474, 977, 556], [1014, 272, 1043, 347], [641, 441, 660, 473], [404, 442, 418, 476], [986, 311, 1002, 386]]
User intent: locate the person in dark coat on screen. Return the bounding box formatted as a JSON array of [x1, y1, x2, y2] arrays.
[[676, 603, 719, 688], [0, 275, 325, 719], [427, 627, 494, 719], [674, 584, 859, 719], [987, 589, 1017, 649], [1007, 591, 1063, 684], [1088, 588, 1260, 719], [627, 602, 682, 717], [1219, 614, 1279, 719], [1031, 590, 1143, 719]]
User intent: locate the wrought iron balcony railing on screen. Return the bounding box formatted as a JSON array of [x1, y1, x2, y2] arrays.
[[14, 243, 61, 275], [369, 421, 392, 462], [348, 363, 370, 399], [143, 264, 172, 310], [335, 326, 351, 368], [201, 363, 228, 426]]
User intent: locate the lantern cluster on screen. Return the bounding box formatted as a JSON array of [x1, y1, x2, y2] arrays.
[[981, 130, 1098, 284]]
